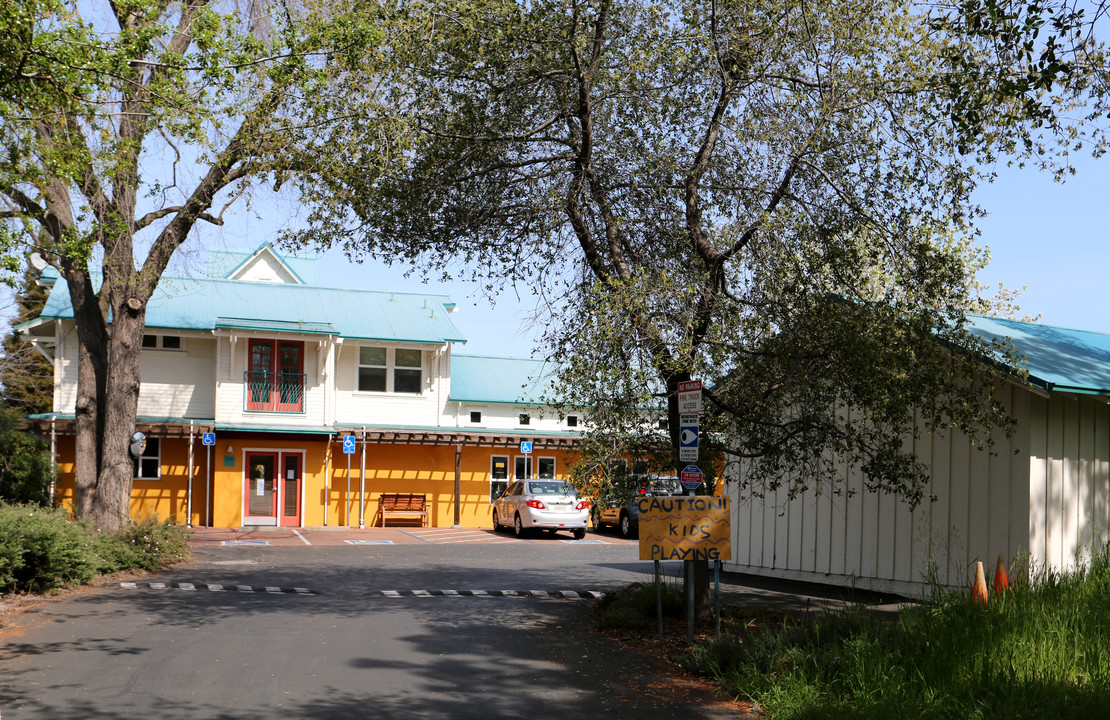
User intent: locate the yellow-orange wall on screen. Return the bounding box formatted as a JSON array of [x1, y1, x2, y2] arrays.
[[51, 435, 581, 528]]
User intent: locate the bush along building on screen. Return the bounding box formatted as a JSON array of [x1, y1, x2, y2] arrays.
[[17, 244, 581, 528]]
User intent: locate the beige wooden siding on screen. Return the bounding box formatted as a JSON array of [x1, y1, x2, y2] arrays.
[[1027, 393, 1110, 574], [213, 335, 327, 427], [332, 344, 447, 427], [137, 338, 216, 418], [726, 384, 1036, 596]]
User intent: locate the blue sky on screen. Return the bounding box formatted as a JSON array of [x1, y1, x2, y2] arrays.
[[973, 154, 1109, 332]]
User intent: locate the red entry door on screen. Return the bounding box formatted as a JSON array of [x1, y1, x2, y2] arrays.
[[280, 454, 302, 527], [245, 452, 278, 522]]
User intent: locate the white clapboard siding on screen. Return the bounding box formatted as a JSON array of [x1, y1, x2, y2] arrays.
[[332, 344, 447, 428], [727, 385, 1110, 596], [214, 335, 327, 427], [137, 338, 216, 418]]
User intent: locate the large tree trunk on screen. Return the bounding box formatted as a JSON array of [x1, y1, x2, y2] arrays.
[[94, 300, 146, 530], [64, 270, 109, 521]]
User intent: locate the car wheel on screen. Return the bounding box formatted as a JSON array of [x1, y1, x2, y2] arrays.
[[492, 509, 501, 532], [619, 512, 634, 539], [514, 513, 527, 538], [572, 528, 586, 540], [591, 509, 605, 532]]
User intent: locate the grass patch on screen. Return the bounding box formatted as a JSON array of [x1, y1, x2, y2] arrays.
[[666, 553, 1110, 719], [0, 503, 191, 594]]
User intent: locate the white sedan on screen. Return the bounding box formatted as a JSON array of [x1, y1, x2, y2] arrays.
[[492, 480, 590, 539]]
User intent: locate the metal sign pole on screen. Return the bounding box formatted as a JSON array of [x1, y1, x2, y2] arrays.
[[346, 452, 352, 527], [359, 428, 366, 528], [205, 444, 211, 527], [655, 560, 664, 645], [187, 421, 194, 528]]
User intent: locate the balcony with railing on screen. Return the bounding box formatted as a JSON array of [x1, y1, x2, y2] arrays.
[[244, 372, 306, 413]]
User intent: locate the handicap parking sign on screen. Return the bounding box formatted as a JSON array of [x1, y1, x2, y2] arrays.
[[201, 432, 215, 446], [342, 435, 357, 454], [520, 441, 532, 454]]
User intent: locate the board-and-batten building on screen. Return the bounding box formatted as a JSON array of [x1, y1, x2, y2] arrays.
[[726, 315, 1110, 596], [18, 244, 581, 528]]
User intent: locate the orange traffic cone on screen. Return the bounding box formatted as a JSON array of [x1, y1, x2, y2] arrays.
[[972, 560, 989, 605], [993, 554, 1010, 594]]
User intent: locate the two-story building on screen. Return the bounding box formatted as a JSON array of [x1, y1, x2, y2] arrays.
[[18, 244, 582, 528]]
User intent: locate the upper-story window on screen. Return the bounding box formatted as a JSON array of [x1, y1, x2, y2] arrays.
[[394, 349, 423, 393], [566, 414, 579, 428], [358, 347, 424, 394], [358, 347, 387, 392], [142, 334, 183, 350], [246, 339, 305, 413]]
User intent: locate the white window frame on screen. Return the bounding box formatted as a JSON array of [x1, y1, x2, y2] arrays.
[[537, 456, 556, 479], [356, 346, 424, 395], [133, 437, 161, 480], [393, 348, 423, 394], [468, 408, 483, 425], [566, 414, 579, 428], [518, 413, 531, 426], [514, 456, 533, 481], [490, 455, 510, 504]]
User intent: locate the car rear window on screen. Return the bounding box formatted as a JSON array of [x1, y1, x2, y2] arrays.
[[527, 481, 576, 496]]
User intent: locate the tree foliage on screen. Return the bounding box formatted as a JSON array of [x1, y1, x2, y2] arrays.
[[0, 407, 53, 506], [294, 0, 1106, 509], [1, 260, 53, 415], [0, 0, 388, 528]]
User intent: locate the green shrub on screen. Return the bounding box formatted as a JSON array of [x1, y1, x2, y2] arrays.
[[0, 504, 191, 595], [0, 408, 53, 506], [0, 503, 97, 592], [93, 516, 190, 573]]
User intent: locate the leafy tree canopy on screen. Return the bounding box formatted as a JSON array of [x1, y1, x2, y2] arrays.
[[291, 0, 1108, 507], [0, 0, 392, 528]]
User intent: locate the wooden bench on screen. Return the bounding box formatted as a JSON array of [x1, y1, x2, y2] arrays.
[[380, 493, 428, 527]]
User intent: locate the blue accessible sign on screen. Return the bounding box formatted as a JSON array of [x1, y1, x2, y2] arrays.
[[680, 464, 703, 490], [342, 435, 357, 454], [201, 432, 215, 446], [520, 441, 532, 454]]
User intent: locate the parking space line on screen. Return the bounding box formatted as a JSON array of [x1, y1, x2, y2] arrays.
[[292, 529, 311, 545]]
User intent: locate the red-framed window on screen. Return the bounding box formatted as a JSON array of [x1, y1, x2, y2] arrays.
[[246, 339, 305, 412]]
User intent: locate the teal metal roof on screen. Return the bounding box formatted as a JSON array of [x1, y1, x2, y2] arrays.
[[37, 274, 467, 345], [449, 355, 558, 405], [967, 315, 1110, 396]]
